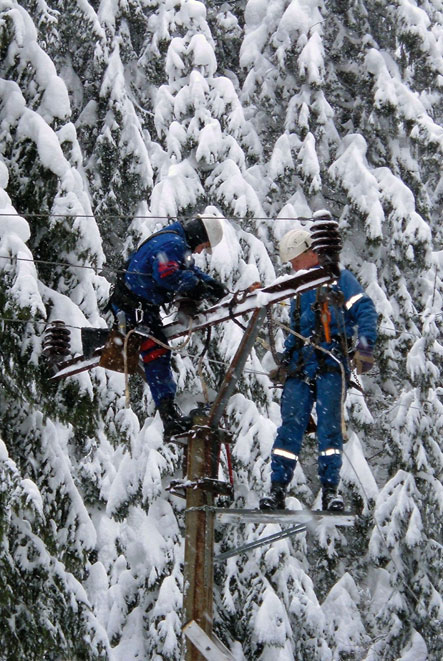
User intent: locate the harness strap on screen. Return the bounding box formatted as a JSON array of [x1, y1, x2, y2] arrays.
[[109, 229, 181, 314]]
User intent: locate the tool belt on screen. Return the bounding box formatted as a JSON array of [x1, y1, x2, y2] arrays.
[[107, 276, 154, 315]]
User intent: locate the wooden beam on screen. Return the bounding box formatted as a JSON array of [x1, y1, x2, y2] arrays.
[[183, 621, 234, 661]]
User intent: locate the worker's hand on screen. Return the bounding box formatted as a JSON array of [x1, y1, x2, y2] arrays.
[[268, 351, 291, 384], [204, 279, 229, 301], [176, 298, 200, 319], [188, 279, 228, 303], [353, 342, 375, 374], [268, 365, 288, 385]]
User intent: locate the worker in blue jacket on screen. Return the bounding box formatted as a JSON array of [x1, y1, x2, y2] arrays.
[[109, 216, 228, 436], [260, 224, 378, 511]]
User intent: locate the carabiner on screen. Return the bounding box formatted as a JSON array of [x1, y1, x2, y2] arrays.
[[135, 304, 144, 324]]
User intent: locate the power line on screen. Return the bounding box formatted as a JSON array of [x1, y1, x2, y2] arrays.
[[0, 255, 441, 327], [0, 286, 440, 338], [0, 254, 103, 273], [0, 211, 317, 223], [0, 253, 139, 277]]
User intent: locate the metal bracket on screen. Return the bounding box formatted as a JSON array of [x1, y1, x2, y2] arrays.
[[215, 523, 307, 562], [168, 478, 233, 498], [167, 425, 234, 447]]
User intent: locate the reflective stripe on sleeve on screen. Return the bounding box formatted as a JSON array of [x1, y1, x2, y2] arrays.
[[319, 448, 342, 457], [345, 293, 364, 310], [272, 448, 298, 461]]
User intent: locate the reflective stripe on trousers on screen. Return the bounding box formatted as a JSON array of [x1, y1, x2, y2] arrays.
[[270, 371, 345, 486]]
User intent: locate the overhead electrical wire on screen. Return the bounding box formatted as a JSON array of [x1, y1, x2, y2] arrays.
[[0, 211, 322, 222], [0, 254, 440, 324]]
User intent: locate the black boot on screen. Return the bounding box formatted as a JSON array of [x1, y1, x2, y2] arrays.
[[322, 485, 344, 512], [157, 397, 193, 437], [259, 482, 287, 511]]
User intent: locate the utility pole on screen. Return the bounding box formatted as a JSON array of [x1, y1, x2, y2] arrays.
[[182, 308, 266, 661]]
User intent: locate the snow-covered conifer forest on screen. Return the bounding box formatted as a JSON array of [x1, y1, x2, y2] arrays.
[[0, 0, 442, 659]]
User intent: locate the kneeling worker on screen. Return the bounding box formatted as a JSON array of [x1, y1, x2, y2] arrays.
[[109, 216, 228, 436]]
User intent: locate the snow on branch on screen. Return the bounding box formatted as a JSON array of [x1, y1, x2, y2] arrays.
[[329, 134, 384, 239]]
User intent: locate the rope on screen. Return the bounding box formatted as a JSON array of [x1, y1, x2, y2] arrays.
[[227, 290, 249, 331], [123, 329, 137, 408]]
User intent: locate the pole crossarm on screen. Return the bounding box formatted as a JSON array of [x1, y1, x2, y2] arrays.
[[161, 265, 335, 342], [49, 266, 335, 381]]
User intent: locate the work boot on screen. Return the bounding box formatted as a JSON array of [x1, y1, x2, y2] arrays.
[[259, 482, 287, 511], [322, 485, 344, 512], [157, 397, 193, 437]]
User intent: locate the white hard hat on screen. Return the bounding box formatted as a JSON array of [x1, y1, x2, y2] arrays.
[[201, 217, 223, 249], [279, 229, 312, 262]]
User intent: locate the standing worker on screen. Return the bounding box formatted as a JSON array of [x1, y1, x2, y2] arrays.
[[109, 216, 228, 437], [260, 214, 378, 511]]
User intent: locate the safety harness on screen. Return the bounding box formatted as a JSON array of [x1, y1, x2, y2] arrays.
[[106, 229, 181, 317], [311, 284, 351, 378]]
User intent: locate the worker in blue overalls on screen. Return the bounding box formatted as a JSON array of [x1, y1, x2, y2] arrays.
[[260, 224, 378, 511], [109, 216, 228, 436]]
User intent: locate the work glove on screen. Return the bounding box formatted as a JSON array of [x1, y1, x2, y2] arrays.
[[268, 364, 288, 385], [205, 279, 229, 301], [189, 279, 229, 303], [268, 351, 291, 385], [176, 298, 200, 321], [353, 342, 375, 374]]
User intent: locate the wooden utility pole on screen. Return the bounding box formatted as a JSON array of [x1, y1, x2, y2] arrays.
[[182, 308, 267, 661], [183, 424, 217, 661]]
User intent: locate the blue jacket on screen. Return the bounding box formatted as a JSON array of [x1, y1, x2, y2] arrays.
[[283, 267, 378, 377], [124, 222, 217, 306]]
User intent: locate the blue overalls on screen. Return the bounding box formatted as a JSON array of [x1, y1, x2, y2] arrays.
[[270, 268, 378, 488], [112, 222, 219, 406]]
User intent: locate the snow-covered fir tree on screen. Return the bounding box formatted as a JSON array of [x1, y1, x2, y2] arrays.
[[0, 0, 442, 659]]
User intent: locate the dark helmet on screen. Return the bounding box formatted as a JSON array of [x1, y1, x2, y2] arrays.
[[183, 216, 223, 251]]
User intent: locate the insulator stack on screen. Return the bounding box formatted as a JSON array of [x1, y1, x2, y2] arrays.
[[310, 212, 342, 277], [42, 320, 71, 365], [310, 221, 342, 256]]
